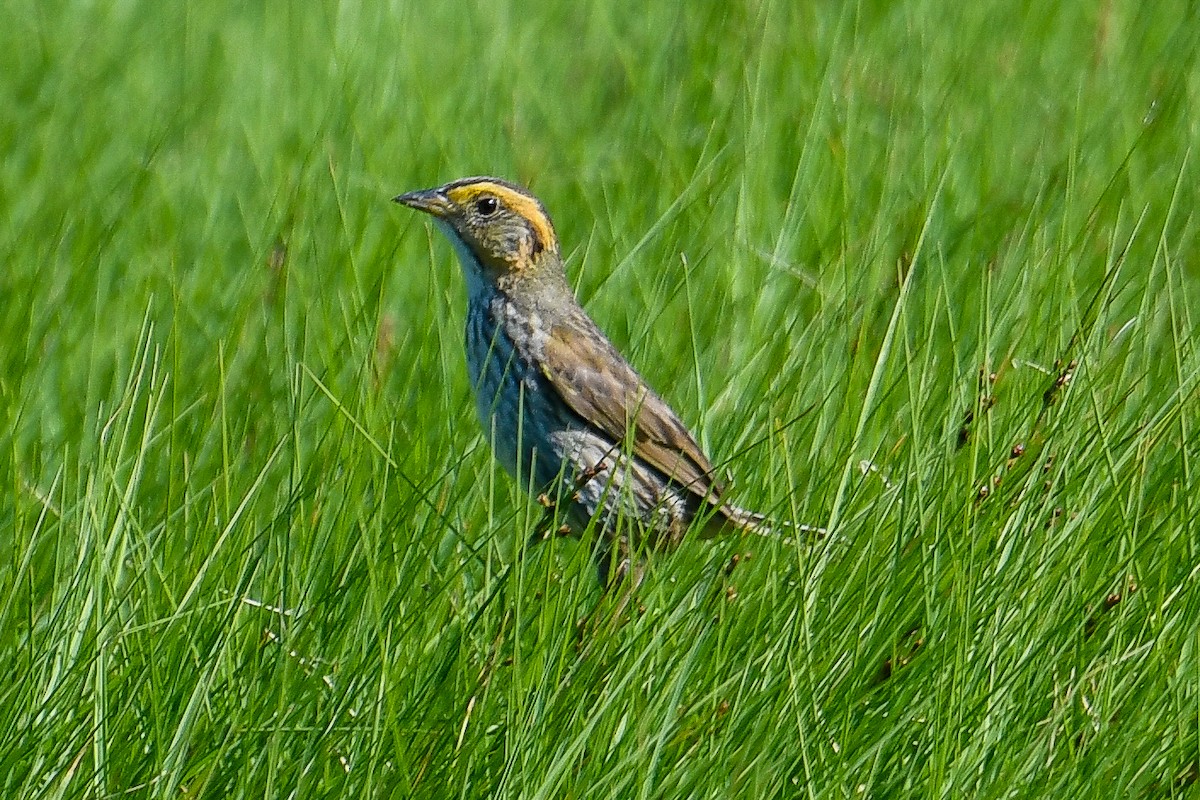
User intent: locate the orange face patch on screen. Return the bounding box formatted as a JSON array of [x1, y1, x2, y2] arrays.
[[446, 181, 558, 254]]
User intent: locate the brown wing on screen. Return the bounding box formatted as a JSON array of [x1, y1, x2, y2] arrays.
[[539, 315, 724, 502]]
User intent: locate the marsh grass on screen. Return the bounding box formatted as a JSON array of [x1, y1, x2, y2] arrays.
[[2, 0, 1198, 796]]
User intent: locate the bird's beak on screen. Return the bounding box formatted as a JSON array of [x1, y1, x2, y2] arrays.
[[393, 188, 452, 218]]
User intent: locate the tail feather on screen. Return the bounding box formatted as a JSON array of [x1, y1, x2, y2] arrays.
[[705, 503, 827, 540]]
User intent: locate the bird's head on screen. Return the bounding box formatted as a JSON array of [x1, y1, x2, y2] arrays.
[[395, 177, 561, 289]]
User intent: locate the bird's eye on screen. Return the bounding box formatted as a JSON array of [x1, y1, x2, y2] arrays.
[[475, 196, 499, 216]]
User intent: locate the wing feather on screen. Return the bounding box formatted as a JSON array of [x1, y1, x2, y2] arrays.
[[538, 315, 724, 502]]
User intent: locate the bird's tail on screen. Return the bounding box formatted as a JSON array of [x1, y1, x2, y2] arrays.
[[709, 503, 827, 540]]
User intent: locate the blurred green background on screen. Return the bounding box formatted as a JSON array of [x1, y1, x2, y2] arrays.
[[3, 0, 1198, 797]]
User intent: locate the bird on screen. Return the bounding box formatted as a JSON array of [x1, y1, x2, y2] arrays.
[[394, 176, 771, 589]]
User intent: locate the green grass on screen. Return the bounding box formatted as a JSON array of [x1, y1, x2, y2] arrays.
[[3, 0, 1199, 796]]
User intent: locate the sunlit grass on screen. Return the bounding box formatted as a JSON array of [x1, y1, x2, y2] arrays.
[[2, 0, 1198, 797]]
